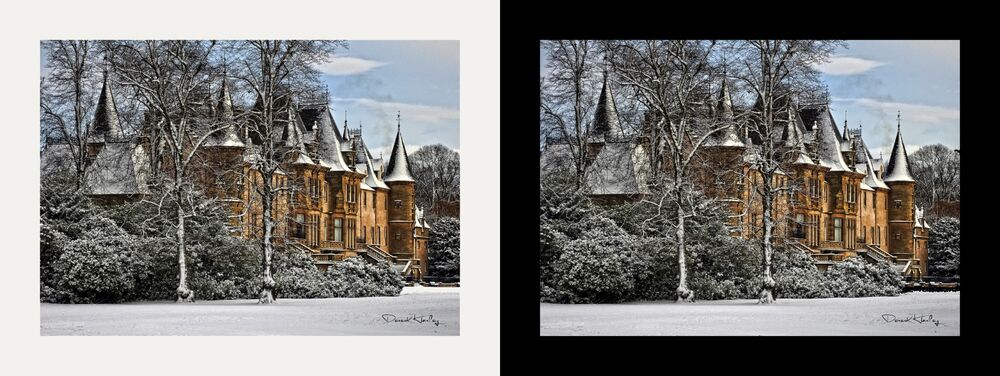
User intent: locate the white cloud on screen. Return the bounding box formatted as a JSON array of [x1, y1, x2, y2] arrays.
[[316, 56, 387, 76], [831, 97, 960, 124], [814, 56, 888, 75], [331, 97, 459, 124]]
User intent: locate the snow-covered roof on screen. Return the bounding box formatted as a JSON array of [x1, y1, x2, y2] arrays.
[[360, 181, 374, 191], [293, 151, 315, 165], [383, 124, 415, 182], [583, 142, 650, 195], [84, 141, 151, 196], [204, 77, 245, 148], [883, 125, 915, 183], [812, 108, 851, 172], [862, 145, 890, 190], [859, 182, 874, 191], [363, 158, 390, 189], [703, 123, 745, 148], [591, 74, 625, 138], [312, 107, 351, 172], [781, 109, 814, 165]]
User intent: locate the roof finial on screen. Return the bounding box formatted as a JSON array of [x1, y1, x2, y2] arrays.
[[897, 110, 901, 130], [397, 110, 401, 130], [603, 51, 610, 79], [843, 109, 848, 138], [343, 109, 349, 137]]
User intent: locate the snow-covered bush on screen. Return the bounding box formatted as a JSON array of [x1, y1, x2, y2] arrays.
[[327, 256, 404, 297], [52, 223, 143, 303], [185, 236, 259, 300], [688, 236, 761, 300], [552, 236, 637, 303], [427, 216, 460, 278], [272, 246, 334, 298], [825, 256, 902, 297], [629, 237, 677, 301], [928, 217, 960, 277], [771, 248, 832, 299]]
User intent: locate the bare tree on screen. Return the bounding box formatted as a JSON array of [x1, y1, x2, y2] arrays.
[[40, 41, 100, 188], [540, 40, 600, 189], [909, 144, 960, 219], [732, 40, 841, 303], [409, 144, 460, 218], [107, 40, 227, 302], [608, 40, 728, 302], [231, 40, 343, 304]]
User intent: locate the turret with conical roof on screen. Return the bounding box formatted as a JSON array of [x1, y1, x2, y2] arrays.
[[704, 76, 745, 149], [591, 73, 624, 140], [91, 73, 125, 143], [313, 108, 350, 172], [884, 111, 916, 261], [204, 74, 245, 148], [384, 112, 417, 264]]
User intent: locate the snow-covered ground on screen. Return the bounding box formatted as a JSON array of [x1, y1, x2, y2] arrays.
[[541, 291, 958, 336], [41, 287, 459, 335]]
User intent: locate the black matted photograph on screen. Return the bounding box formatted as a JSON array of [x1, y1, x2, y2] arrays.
[[539, 40, 959, 335]]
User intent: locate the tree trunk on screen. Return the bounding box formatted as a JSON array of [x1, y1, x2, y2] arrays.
[[676, 192, 694, 302], [259, 178, 277, 304], [759, 185, 776, 304], [176, 189, 194, 302]]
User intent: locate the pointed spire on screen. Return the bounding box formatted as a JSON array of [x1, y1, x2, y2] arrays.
[[783, 109, 812, 164], [843, 110, 849, 140], [591, 73, 625, 138], [717, 74, 734, 121], [203, 72, 244, 148], [704, 78, 743, 149], [383, 114, 415, 182], [91, 72, 124, 142], [897, 110, 901, 130], [883, 114, 915, 182], [286, 104, 314, 165], [343, 110, 350, 140], [314, 108, 349, 171]]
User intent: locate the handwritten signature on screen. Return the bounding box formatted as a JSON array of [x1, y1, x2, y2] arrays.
[[881, 314, 942, 326], [381, 314, 442, 326]]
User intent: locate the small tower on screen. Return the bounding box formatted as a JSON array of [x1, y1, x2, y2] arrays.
[[383, 111, 418, 271], [883, 111, 917, 263], [87, 72, 125, 161], [587, 72, 624, 164]]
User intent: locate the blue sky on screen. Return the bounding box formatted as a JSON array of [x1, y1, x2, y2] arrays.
[[540, 40, 960, 156], [322, 40, 459, 157], [40, 40, 459, 156], [818, 40, 959, 157]]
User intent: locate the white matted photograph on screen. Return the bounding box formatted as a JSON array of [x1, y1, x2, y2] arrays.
[[2, 1, 498, 375]]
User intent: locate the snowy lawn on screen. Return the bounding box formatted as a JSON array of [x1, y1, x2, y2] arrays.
[[41, 286, 458, 335], [540, 291, 958, 336]]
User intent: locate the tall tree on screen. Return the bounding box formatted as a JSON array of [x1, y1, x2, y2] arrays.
[[909, 144, 960, 219], [733, 40, 841, 303], [540, 40, 600, 189], [409, 144, 460, 218], [40, 41, 100, 188], [107, 40, 226, 302], [607, 40, 727, 302], [232, 40, 343, 304]]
